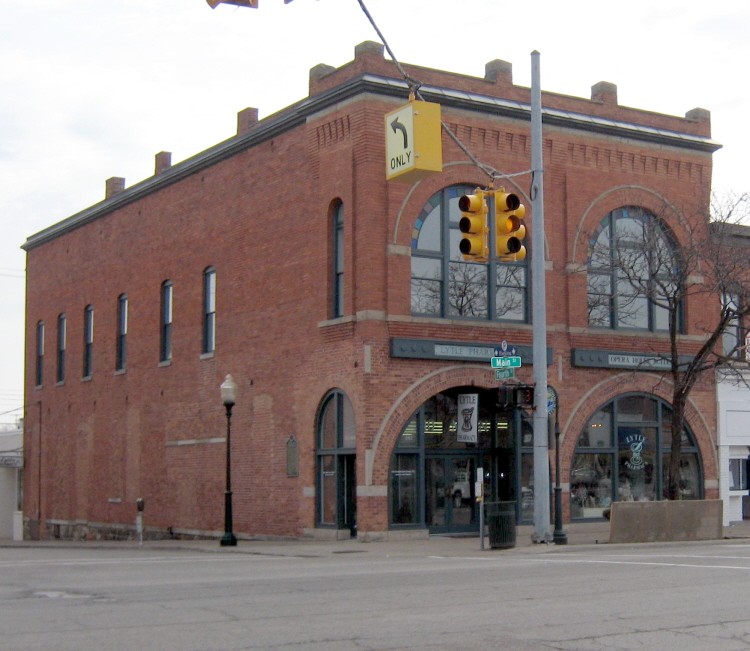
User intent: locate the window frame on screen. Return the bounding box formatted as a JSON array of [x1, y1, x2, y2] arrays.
[[570, 393, 703, 519], [82, 305, 94, 378], [331, 201, 344, 319], [316, 390, 356, 529], [116, 294, 128, 372], [35, 321, 44, 387], [729, 458, 748, 491], [56, 313, 66, 383], [587, 207, 683, 332], [202, 267, 216, 355], [160, 280, 173, 363]]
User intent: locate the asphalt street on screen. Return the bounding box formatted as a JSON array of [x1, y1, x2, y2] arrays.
[[3, 536, 750, 650]]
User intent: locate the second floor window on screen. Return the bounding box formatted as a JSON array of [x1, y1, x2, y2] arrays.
[[331, 201, 344, 319], [587, 206, 681, 332], [56, 313, 66, 383], [160, 281, 173, 363], [116, 294, 128, 371], [35, 321, 44, 387], [202, 267, 216, 354], [83, 305, 94, 378], [410, 185, 528, 322]]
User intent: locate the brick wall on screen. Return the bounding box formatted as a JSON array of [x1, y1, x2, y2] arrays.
[[23, 42, 719, 539]]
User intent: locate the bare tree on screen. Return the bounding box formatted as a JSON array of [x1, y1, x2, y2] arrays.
[[447, 262, 488, 317], [587, 192, 750, 500], [412, 259, 525, 319]]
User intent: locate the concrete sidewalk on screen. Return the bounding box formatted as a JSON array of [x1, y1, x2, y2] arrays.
[[5, 519, 750, 558]]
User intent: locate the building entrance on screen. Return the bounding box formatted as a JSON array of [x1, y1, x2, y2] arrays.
[[390, 387, 534, 534], [426, 455, 478, 533]]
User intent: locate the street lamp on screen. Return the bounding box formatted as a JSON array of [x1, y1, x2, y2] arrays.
[[549, 386, 568, 545], [220, 374, 238, 547]]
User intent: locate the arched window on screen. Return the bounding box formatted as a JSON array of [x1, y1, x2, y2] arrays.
[[410, 185, 528, 321], [587, 206, 681, 331], [570, 394, 702, 519], [316, 390, 356, 534]]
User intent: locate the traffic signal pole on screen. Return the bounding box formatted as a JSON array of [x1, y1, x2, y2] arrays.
[[530, 51, 552, 543]]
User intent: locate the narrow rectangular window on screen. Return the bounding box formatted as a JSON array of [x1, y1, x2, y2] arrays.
[[83, 305, 94, 378], [56, 313, 66, 383], [332, 203, 344, 318], [35, 321, 44, 386], [202, 268, 216, 354], [730, 459, 748, 491], [116, 294, 128, 371], [160, 281, 173, 363]]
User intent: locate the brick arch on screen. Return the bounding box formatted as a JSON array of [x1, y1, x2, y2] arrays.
[[560, 372, 717, 479], [570, 185, 684, 265], [366, 364, 497, 486]]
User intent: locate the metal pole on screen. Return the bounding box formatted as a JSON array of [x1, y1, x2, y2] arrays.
[[221, 403, 237, 547], [553, 409, 568, 544], [477, 465, 485, 551], [531, 51, 551, 543], [479, 499, 485, 551]]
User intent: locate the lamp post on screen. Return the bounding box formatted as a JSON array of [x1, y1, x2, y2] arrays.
[[220, 374, 238, 547], [549, 386, 568, 545]]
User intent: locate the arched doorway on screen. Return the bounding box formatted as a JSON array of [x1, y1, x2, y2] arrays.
[[390, 386, 534, 534], [316, 390, 356, 537]]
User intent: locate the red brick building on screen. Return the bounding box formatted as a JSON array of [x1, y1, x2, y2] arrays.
[[23, 42, 721, 541]]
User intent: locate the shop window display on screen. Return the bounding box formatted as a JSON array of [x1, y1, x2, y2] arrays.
[[570, 394, 702, 519]]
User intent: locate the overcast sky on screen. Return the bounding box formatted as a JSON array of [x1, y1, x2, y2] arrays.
[[1, 0, 748, 424]]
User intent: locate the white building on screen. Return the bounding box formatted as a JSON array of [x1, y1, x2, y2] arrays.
[[717, 371, 750, 525], [0, 421, 23, 540]]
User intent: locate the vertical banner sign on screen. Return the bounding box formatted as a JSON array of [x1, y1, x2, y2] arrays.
[[457, 393, 479, 444]]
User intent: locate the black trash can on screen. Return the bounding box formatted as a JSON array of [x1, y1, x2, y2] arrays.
[[485, 501, 517, 549]]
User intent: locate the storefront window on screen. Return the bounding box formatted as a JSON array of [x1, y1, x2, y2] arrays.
[[618, 426, 656, 502], [391, 454, 418, 524], [570, 453, 613, 518], [570, 394, 703, 519], [661, 454, 701, 499], [520, 453, 534, 522]]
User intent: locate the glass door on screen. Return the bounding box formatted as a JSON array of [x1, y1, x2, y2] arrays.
[[426, 456, 477, 533]]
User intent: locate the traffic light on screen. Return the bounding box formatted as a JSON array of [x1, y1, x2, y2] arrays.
[[513, 385, 535, 408], [495, 190, 526, 261], [458, 190, 489, 262]]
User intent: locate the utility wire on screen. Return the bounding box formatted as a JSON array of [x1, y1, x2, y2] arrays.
[[356, 0, 532, 187]]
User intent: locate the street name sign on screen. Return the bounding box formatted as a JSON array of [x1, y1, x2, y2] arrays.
[[491, 356, 522, 369], [495, 368, 515, 380]]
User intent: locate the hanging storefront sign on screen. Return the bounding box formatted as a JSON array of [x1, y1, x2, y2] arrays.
[[457, 393, 478, 444]]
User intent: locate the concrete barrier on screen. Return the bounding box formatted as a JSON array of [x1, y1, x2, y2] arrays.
[[609, 500, 723, 543]]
